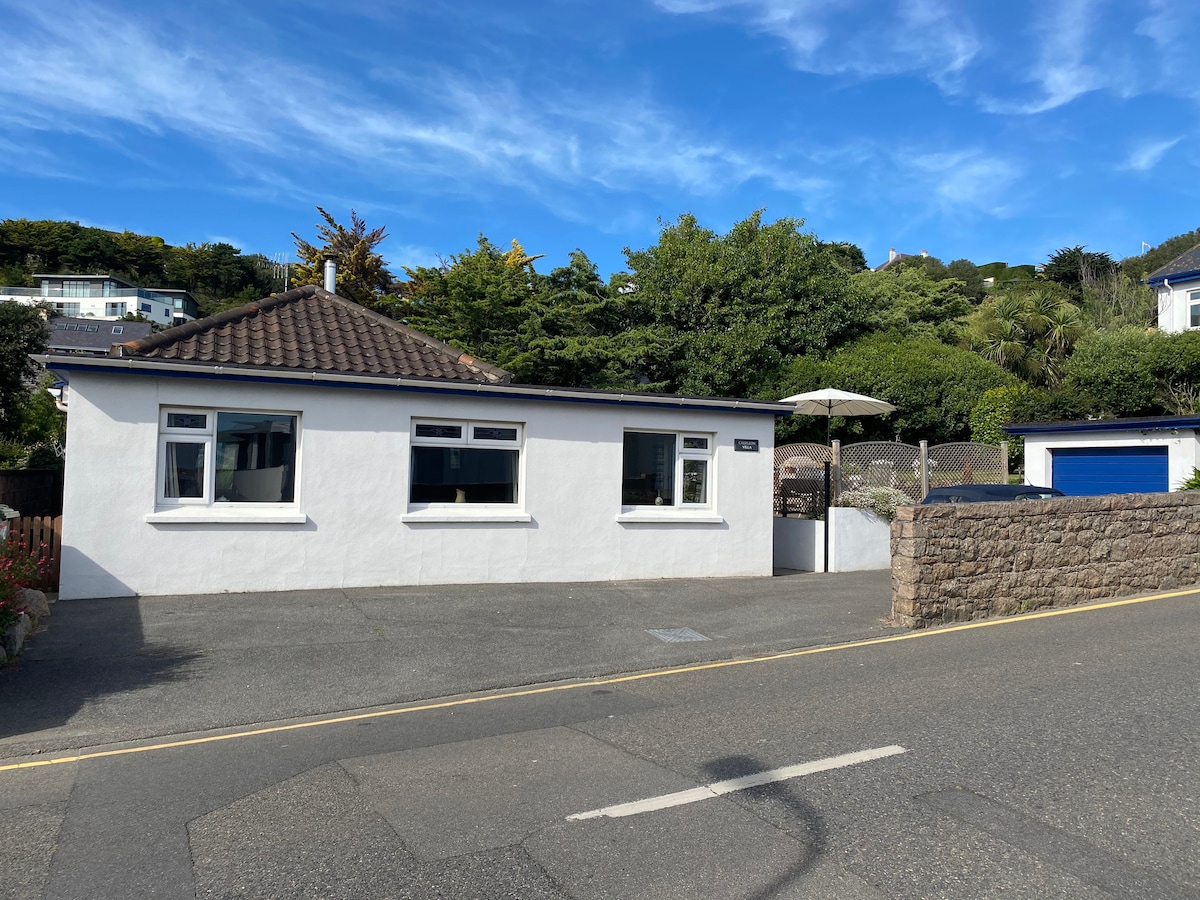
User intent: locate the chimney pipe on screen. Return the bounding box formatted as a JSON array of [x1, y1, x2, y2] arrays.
[[323, 255, 337, 293]]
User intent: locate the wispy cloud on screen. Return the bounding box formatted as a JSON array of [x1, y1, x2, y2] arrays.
[[1123, 137, 1182, 172], [652, 0, 980, 84], [902, 149, 1023, 216], [978, 0, 1112, 114], [0, 0, 826, 211]]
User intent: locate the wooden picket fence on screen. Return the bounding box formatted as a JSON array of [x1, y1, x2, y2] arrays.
[[6, 515, 62, 592]]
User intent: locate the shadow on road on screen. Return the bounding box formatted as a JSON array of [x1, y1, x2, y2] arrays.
[[701, 754, 828, 900], [0, 596, 202, 744]]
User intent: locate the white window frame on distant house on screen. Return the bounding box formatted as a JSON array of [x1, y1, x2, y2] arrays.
[[105, 302, 127, 317], [1189, 290, 1200, 329], [148, 407, 304, 524], [403, 419, 529, 523], [618, 430, 719, 523]]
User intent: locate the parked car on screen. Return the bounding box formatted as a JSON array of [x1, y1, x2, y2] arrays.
[[921, 484, 1065, 504]]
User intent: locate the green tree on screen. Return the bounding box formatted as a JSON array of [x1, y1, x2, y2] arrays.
[[292, 207, 392, 307], [0, 304, 49, 441], [1063, 327, 1159, 417], [1146, 330, 1200, 414], [778, 333, 1016, 444], [397, 236, 541, 370], [945, 258, 986, 302], [623, 211, 866, 397], [820, 241, 868, 273], [964, 287, 1084, 386], [854, 265, 971, 343], [1077, 271, 1156, 331], [1043, 246, 1116, 295]]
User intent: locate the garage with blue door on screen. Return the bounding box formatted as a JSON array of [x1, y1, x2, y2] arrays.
[[1005, 415, 1200, 495], [1050, 445, 1169, 496]]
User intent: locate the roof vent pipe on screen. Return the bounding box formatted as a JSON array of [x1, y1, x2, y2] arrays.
[[323, 254, 337, 293]]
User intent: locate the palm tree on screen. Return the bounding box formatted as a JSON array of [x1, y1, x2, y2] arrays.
[[965, 288, 1083, 386]]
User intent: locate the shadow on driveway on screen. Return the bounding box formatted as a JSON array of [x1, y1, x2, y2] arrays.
[[0, 597, 202, 748]]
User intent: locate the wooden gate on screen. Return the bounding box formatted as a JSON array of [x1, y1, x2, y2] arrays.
[[6, 515, 62, 592]]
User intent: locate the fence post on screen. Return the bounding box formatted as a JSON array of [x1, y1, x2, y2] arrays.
[[831, 440, 841, 502], [919, 440, 930, 500], [823, 461, 831, 575], [1000, 440, 1009, 482]]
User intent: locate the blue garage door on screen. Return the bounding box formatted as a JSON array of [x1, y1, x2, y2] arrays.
[[1050, 446, 1168, 496]]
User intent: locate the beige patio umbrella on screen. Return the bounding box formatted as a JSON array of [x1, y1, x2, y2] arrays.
[[780, 388, 897, 445]]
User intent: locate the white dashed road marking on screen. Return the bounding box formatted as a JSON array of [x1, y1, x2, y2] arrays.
[[566, 744, 908, 821]]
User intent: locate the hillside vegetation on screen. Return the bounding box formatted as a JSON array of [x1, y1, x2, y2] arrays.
[[3, 211, 1200, 468]]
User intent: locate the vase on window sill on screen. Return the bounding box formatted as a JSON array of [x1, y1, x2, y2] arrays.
[[455, 489, 466, 503]]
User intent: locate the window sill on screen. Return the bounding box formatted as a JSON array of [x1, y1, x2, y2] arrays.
[[616, 511, 724, 525], [401, 510, 532, 524], [146, 508, 307, 525]]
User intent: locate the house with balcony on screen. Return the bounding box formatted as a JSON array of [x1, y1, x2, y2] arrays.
[[0, 274, 199, 326]]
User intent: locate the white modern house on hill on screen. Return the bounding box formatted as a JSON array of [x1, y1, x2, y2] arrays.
[[0, 273, 199, 326], [38, 284, 789, 599]]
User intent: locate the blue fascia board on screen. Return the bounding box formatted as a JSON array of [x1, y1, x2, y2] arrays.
[[44, 361, 787, 417], [1005, 416, 1200, 436], [1147, 269, 1200, 287]]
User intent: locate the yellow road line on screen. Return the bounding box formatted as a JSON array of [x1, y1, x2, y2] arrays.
[[2, 586, 1196, 773]]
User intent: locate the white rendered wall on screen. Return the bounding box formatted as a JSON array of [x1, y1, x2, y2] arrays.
[[1157, 280, 1200, 333], [59, 372, 778, 598], [771, 507, 891, 573], [1023, 430, 1200, 491], [827, 507, 891, 572], [773, 516, 822, 571]]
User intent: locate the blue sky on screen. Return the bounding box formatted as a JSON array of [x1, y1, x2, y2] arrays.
[[2, 0, 1198, 280]]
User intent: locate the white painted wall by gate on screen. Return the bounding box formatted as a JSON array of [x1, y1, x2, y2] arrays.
[[773, 507, 891, 573]]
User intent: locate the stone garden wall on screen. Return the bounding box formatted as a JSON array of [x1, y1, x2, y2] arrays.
[[891, 491, 1200, 628]]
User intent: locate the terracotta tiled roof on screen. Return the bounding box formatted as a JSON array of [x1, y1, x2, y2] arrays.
[[110, 285, 511, 384], [1147, 242, 1200, 285]]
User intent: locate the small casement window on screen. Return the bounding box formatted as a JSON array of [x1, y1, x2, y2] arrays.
[[409, 420, 522, 505], [622, 432, 713, 507], [1189, 290, 1200, 329], [158, 408, 298, 506]]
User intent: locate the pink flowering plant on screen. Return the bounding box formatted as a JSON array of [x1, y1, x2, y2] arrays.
[[0, 537, 48, 632]]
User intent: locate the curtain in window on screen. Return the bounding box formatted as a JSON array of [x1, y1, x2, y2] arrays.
[[165, 443, 181, 498]]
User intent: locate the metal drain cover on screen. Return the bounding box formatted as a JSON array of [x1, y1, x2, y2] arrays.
[[646, 627, 711, 643]]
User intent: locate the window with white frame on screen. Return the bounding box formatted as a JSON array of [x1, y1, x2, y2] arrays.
[[410, 419, 522, 505], [158, 408, 298, 506], [1189, 290, 1200, 329], [621, 431, 713, 507]]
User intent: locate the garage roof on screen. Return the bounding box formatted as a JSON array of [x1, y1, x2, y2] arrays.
[[1005, 415, 1200, 435]]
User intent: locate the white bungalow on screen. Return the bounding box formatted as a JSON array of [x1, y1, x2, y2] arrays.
[[38, 285, 789, 599]]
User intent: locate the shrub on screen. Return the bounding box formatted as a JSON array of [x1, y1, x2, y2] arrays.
[[0, 536, 49, 632], [835, 486, 913, 522], [1180, 468, 1200, 491]]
